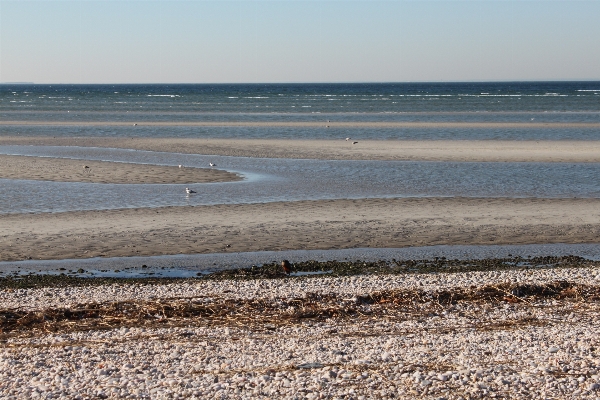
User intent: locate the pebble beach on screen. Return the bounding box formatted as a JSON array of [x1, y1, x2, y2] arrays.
[[1, 265, 600, 399]]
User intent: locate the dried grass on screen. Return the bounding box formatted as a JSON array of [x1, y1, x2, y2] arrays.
[[0, 281, 597, 335]]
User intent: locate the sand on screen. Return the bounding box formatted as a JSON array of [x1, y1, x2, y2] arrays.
[[2, 136, 600, 261], [0, 154, 240, 184], [1, 197, 599, 261], [3, 136, 600, 162]]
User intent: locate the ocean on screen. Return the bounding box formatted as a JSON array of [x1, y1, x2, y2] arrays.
[[1, 81, 600, 214], [1, 81, 600, 140]]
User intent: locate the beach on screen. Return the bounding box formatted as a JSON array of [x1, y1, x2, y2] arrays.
[[2, 0, 600, 393], [1, 138, 599, 397], [1, 267, 600, 398]]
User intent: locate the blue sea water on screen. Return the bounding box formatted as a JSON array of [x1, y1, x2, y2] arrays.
[[1, 82, 600, 214], [1, 81, 600, 140]]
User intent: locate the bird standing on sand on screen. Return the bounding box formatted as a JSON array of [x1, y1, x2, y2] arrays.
[[185, 187, 196, 194], [281, 260, 291, 275], [352, 141, 359, 145]]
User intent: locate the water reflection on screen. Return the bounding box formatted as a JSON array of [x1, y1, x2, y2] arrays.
[[1, 145, 600, 214]]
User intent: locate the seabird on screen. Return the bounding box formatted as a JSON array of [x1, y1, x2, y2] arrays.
[[185, 187, 196, 194], [178, 165, 182, 168], [345, 137, 351, 141], [281, 260, 291, 275], [352, 141, 359, 145], [209, 162, 216, 167]]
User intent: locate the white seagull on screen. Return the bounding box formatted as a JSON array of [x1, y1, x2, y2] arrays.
[[209, 162, 216, 167], [185, 187, 196, 194], [345, 137, 351, 141]]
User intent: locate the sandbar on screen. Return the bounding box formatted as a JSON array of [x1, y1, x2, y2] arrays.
[[3, 136, 600, 162], [1, 197, 599, 261], [0, 154, 240, 184]]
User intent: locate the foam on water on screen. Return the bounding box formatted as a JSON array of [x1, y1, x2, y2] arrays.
[[3, 82, 600, 122]]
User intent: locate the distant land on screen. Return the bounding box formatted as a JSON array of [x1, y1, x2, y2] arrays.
[[1, 82, 34, 84]]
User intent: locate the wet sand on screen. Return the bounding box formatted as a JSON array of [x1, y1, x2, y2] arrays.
[[3, 136, 600, 162], [0, 154, 240, 184], [1, 197, 599, 262], [2, 137, 600, 262]]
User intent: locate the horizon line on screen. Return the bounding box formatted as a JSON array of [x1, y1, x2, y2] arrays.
[[2, 79, 600, 85]]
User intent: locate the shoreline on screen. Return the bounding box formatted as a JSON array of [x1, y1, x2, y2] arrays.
[[2, 197, 599, 262], [4, 136, 600, 162], [0, 243, 600, 280], [2, 243, 600, 279]]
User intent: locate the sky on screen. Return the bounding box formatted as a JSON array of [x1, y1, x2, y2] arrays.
[[0, 0, 599, 84]]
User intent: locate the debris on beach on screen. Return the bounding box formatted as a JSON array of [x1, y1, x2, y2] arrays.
[[1, 262, 600, 399]]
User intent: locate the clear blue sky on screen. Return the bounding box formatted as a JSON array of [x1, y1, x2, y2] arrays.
[[1, 1, 599, 84]]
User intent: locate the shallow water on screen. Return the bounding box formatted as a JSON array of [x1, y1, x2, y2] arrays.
[[1, 145, 600, 214], [1, 244, 598, 278], [3, 82, 599, 269]]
